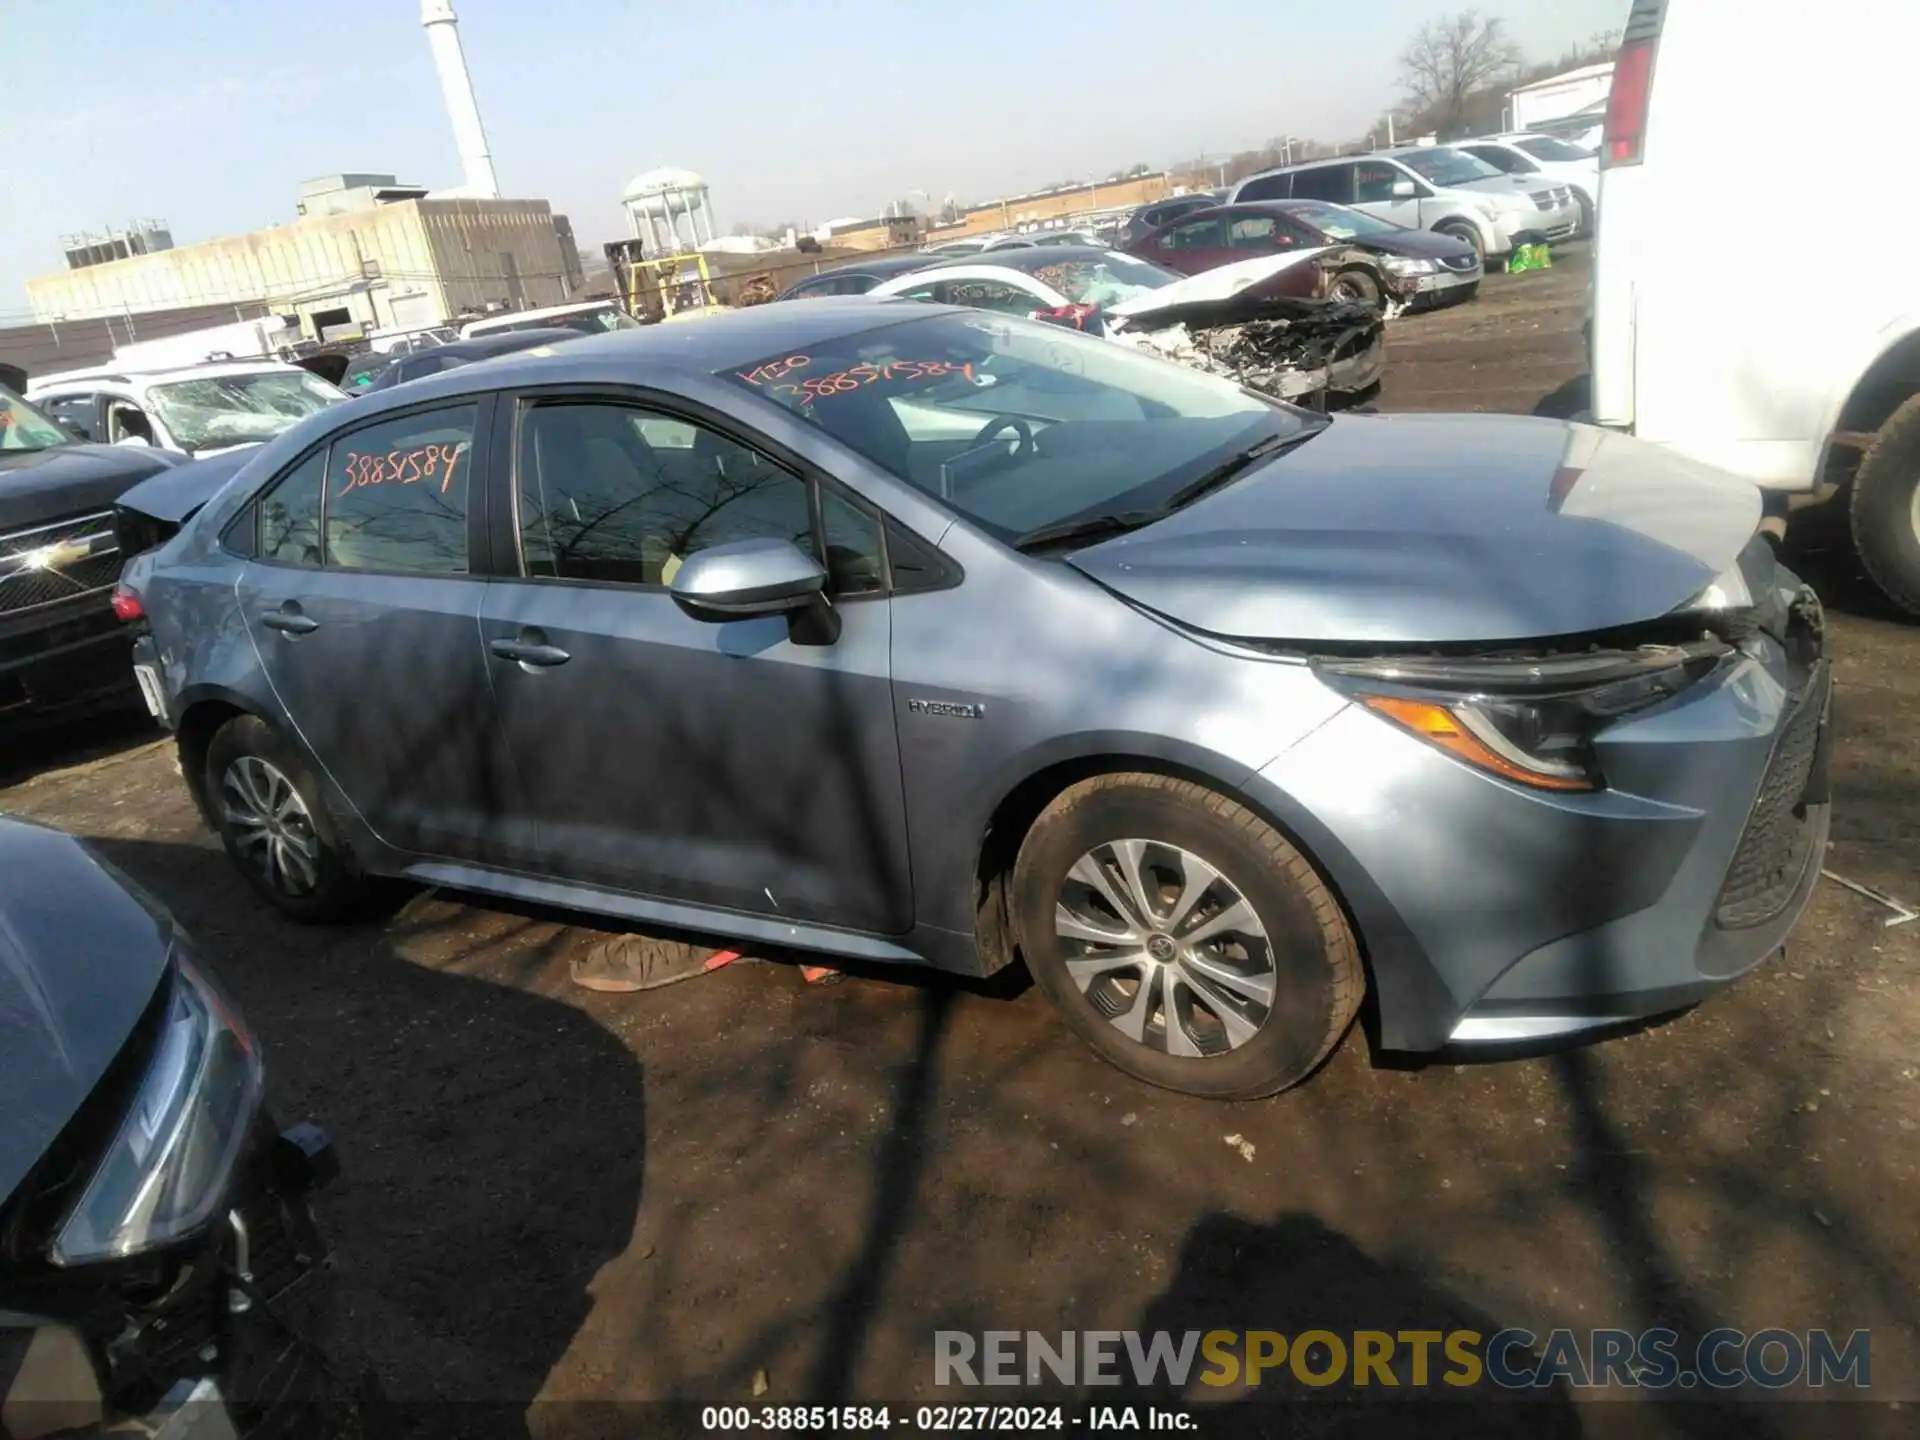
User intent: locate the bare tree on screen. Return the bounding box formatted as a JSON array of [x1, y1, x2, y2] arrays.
[[1398, 9, 1521, 137]]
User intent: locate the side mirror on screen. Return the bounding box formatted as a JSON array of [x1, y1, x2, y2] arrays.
[[1391, 179, 1417, 199], [669, 537, 839, 643]]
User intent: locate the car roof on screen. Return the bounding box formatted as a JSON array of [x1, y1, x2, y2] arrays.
[[349, 297, 934, 410], [433, 328, 589, 359], [919, 245, 1130, 275], [792, 253, 938, 285], [465, 299, 621, 327], [31, 360, 314, 391]]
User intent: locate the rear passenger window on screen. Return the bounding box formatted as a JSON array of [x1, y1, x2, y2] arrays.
[[1236, 174, 1290, 203], [258, 451, 325, 565], [324, 404, 477, 574], [1289, 166, 1353, 203]]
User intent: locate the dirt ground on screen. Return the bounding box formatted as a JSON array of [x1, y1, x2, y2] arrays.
[[5, 246, 1918, 1435]]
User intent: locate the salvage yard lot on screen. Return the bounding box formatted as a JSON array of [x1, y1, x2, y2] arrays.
[[6, 247, 1919, 1433]]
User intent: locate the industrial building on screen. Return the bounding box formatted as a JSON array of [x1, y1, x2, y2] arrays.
[[26, 179, 580, 338], [23, 0, 579, 340]]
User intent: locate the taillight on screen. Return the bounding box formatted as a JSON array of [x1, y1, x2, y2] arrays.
[[111, 584, 145, 622], [1602, 0, 1664, 170]]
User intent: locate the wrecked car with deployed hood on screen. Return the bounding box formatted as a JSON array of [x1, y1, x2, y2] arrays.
[[865, 245, 1383, 407], [115, 303, 1828, 1100], [0, 816, 342, 1436]]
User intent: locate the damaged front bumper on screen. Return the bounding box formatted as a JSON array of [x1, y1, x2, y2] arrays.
[[2, 1124, 341, 1440], [1252, 579, 1832, 1053], [1110, 293, 1386, 407]]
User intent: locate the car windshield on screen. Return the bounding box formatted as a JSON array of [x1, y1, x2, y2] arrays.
[[723, 310, 1308, 543], [1026, 253, 1177, 307], [1283, 203, 1405, 239], [1395, 148, 1504, 186], [0, 387, 72, 453], [1515, 135, 1595, 162], [147, 371, 345, 452]]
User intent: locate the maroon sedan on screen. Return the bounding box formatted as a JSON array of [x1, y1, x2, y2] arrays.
[[1125, 200, 1483, 310]]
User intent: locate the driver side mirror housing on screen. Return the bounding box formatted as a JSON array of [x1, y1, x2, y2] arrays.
[[1391, 179, 1417, 198], [668, 537, 840, 645]]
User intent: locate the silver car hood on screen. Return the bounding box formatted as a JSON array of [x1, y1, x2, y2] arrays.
[[1065, 415, 1763, 645]]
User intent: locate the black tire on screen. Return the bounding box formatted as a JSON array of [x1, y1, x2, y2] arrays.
[[1329, 267, 1383, 308], [1436, 223, 1483, 264], [1010, 773, 1363, 1099], [205, 714, 367, 923], [1849, 393, 1920, 617], [1573, 189, 1595, 239]]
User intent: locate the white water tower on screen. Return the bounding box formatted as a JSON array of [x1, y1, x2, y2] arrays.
[[623, 168, 716, 254]]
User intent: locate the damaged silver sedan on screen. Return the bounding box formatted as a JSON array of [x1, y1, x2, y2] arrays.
[[864, 245, 1383, 408], [117, 304, 1829, 1099]]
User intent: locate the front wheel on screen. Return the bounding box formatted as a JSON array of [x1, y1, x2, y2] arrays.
[[206, 715, 367, 922], [1329, 267, 1383, 308], [1011, 774, 1363, 1099], [1435, 223, 1484, 264], [1849, 392, 1920, 617]]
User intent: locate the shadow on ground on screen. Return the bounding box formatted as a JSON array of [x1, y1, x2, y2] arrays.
[[82, 837, 650, 1440]]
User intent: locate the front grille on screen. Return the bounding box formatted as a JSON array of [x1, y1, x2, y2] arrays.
[[1528, 187, 1571, 208], [1715, 664, 1830, 928], [0, 512, 121, 617], [1439, 254, 1479, 273]]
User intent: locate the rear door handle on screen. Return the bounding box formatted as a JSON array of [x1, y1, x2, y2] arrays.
[[489, 638, 571, 668], [261, 610, 319, 635]]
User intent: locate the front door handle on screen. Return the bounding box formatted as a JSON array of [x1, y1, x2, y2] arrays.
[[261, 609, 319, 635], [489, 637, 571, 668]]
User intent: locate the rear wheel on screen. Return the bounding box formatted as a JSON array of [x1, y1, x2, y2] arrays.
[[1573, 189, 1595, 238], [1010, 773, 1363, 1099], [1850, 392, 1920, 617], [206, 715, 366, 922]]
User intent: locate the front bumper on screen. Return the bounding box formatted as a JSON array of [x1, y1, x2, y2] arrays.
[[2, 1124, 340, 1440], [1255, 593, 1832, 1052], [1392, 264, 1482, 306], [0, 591, 136, 723]]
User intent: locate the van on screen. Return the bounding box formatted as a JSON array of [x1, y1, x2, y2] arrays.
[[1230, 150, 1580, 263], [1590, 0, 1920, 611]]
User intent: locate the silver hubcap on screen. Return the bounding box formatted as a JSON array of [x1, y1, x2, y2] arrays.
[[219, 756, 320, 896], [1910, 479, 1920, 544], [1055, 839, 1276, 1059]]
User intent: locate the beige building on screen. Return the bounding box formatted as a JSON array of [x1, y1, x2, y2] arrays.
[[28, 176, 577, 339], [925, 173, 1175, 241]]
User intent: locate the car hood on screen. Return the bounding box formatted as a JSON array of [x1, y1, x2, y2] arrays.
[[0, 818, 173, 1207], [1107, 249, 1337, 321], [1453, 175, 1543, 202], [114, 444, 261, 526], [1338, 228, 1477, 263], [1065, 415, 1763, 644], [0, 443, 185, 532]]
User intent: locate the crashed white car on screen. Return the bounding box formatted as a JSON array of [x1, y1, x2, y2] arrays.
[[865, 245, 1383, 405], [28, 361, 347, 458]]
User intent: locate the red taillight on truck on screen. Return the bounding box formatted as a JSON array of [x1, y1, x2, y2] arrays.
[[110, 584, 145, 622], [1602, 1, 1665, 169]]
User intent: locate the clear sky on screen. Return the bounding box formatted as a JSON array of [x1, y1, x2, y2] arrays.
[[0, 0, 1626, 314]]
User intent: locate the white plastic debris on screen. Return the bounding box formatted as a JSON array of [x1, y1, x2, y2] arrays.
[[1223, 1133, 1256, 1162]]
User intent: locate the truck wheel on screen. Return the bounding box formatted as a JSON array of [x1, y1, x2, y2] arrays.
[[1010, 773, 1363, 1099], [206, 715, 367, 923], [1849, 393, 1920, 617]]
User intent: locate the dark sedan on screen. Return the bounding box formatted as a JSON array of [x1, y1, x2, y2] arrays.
[[776, 253, 943, 301], [1126, 200, 1483, 310], [0, 815, 342, 1432], [360, 327, 588, 393]]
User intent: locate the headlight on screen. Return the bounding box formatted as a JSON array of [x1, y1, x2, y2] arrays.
[[1380, 255, 1439, 276], [1676, 554, 1755, 612], [1316, 644, 1727, 792], [51, 953, 262, 1266]]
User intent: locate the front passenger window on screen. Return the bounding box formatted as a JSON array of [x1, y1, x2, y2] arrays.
[[517, 401, 814, 588], [1355, 164, 1404, 204]]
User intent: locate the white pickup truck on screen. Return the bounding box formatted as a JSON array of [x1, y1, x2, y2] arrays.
[[1589, 0, 1920, 612]]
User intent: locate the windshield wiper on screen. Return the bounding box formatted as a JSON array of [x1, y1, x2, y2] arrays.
[[1157, 425, 1324, 514], [1014, 508, 1164, 553]]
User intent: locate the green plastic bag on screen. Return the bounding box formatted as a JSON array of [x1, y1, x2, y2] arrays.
[[1507, 243, 1554, 274]]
